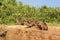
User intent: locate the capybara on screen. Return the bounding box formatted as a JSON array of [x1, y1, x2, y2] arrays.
[[15, 18, 48, 30]]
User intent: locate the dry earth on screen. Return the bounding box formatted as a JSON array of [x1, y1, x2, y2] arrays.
[[0, 25, 60, 40]]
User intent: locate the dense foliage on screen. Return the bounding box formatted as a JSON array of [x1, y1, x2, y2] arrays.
[[0, 0, 60, 25]]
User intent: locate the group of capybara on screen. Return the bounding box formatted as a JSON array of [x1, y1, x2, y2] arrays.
[[0, 18, 48, 40]]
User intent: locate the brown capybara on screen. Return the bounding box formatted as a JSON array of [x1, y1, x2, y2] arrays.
[[15, 18, 48, 30]]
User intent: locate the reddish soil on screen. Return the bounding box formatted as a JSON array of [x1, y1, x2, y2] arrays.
[[0, 26, 60, 40]]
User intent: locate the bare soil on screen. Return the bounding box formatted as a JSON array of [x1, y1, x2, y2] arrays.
[[0, 26, 60, 40], [6, 26, 60, 40]]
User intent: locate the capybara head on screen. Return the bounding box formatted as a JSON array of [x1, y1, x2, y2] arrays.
[[37, 21, 48, 30]]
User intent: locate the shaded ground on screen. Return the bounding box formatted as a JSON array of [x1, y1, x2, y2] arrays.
[[0, 26, 60, 40]]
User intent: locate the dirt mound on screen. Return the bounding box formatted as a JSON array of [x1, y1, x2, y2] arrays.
[[5, 26, 60, 40], [0, 26, 60, 40]]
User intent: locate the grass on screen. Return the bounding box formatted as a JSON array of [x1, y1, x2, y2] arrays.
[[0, 22, 60, 27], [47, 22, 60, 26]]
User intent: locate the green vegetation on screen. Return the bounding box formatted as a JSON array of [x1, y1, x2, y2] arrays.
[[0, 0, 60, 25]]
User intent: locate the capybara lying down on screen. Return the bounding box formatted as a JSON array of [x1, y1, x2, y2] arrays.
[[15, 18, 48, 30]]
